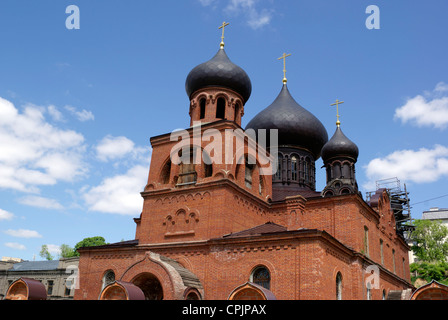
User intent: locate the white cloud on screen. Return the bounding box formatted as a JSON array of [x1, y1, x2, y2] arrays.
[[47, 105, 64, 122], [46, 244, 61, 255], [96, 135, 136, 162], [198, 0, 273, 30], [0, 209, 14, 221], [364, 145, 448, 190], [18, 196, 64, 210], [65, 105, 95, 122], [225, 0, 272, 29], [5, 242, 26, 250], [4, 229, 43, 238], [395, 82, 448, 129], [82, 165, 148, 215], [0, 96, 87, 193]]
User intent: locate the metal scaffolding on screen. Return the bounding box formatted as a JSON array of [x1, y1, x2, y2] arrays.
[[366, 177, 415, 240]]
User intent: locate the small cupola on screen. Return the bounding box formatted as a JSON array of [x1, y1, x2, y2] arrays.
[[321, 101, 359, 197]]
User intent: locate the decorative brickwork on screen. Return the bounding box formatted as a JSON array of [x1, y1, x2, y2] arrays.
[[74, 42, 414, 301]]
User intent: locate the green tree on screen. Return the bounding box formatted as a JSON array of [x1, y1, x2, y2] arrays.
[[40, 237, 108, 259], [73, 236, 108, 256], [410, 261, 448, 286], [60, 244, 77, 258], [411, 219, 448, 263], [39, 245, 54, 261]]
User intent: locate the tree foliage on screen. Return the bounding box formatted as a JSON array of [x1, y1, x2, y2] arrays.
[[410, 219, 448, 263], [39, 244, 54, 261], [73, 236, 108, 255], [60, 244, 77, 258], [411, 261, 448, 286], [41, 237, 108, 259]]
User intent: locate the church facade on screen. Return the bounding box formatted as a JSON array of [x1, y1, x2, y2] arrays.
[[74, 33, 413, 301]]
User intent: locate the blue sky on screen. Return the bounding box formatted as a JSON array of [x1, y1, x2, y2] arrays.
[[1, 0, 447, 261]]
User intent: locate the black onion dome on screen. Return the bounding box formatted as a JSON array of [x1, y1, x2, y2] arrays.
[[185, 48, 252, 103], [321, 126, 359, 162], [246, 84, 328, 159]]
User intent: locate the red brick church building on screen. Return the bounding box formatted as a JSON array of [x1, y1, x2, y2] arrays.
[[74, 33, 413, 300]]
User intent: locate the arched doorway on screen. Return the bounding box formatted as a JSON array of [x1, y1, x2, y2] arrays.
[[132, 273, 164, 300]]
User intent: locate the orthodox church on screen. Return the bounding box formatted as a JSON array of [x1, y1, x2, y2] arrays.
[[74, 26, 413, 301]]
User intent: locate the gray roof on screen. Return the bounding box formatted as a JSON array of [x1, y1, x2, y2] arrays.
[[422, 209, 448, 221], [11, 260, 59, 271]]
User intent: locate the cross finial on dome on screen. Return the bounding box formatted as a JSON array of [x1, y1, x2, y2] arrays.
[[278, 53, 292, 84], [331, 99, 344, 127], [219, 21, 230, 49]]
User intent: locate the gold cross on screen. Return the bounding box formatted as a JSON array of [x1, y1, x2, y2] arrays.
[[331, 99, 345, 127], [278, 53, 292, 84], [219, 22, 230, 48]]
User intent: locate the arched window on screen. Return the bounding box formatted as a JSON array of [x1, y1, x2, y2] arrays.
[[392, 249, 396, 273], [203, 152, 213, 178], [199, 98, 206, 119], [382, 289, 387, 300], [245, 157, 255, 189], [380, 239, 384, 265], [336, 272, 343, 300], [304, 158, 311, 183], [367, 286, 372, 300], [334, 162, 341, 178], [291, 156, 298, 181], [364, 226, 370, 257], [234, 103, 241, 122], [102, 270, 115, 290], [178, 148, 197, 186], [275, 155, 282, 181], [251, 266, 271, 290], [160, 159, 171, 184], [216, 98, 226, 119], [259, 176, 264, 195], [342, 163, 350, 179]]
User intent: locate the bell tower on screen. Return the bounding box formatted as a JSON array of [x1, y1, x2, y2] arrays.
[[185, 22, 251, 127], [135, 23, 272, 246]]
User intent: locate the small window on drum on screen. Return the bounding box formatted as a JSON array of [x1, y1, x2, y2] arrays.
[[291, 156, 298, 181], [216, 98, 226, 119], [200, 98, 206, 119], [275, 155, 282, 181], [251, 266, 271, 290]]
